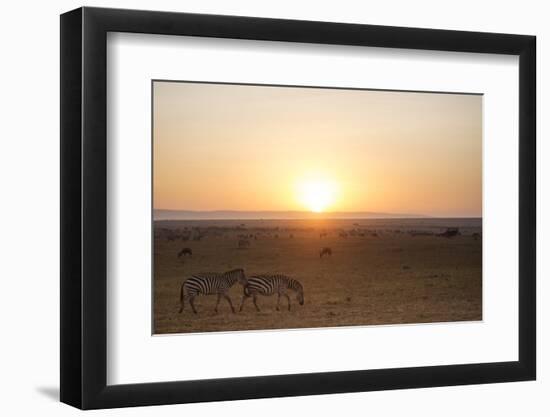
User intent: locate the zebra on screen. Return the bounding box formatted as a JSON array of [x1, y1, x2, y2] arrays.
[[179, 268, 247, 314], [239, 274, 304, 312]]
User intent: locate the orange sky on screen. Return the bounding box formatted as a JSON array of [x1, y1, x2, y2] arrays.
[[153, 81, 482, 217]]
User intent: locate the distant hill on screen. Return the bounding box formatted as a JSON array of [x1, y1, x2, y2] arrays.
[[154, 209, 426, 220]]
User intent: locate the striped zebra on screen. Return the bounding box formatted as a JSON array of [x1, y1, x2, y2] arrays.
[[179, 268, 247, 314], [239, 274, 304, 312]]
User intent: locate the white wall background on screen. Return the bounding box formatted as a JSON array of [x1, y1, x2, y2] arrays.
[[0, 0, 545, 415]]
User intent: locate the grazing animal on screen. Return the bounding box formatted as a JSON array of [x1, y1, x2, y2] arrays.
[[177, 247, 193, 257], [319, 247, 332, 258], [319, 232, 327, 238], [409, 230, 433, 237], [472, 232, 481, 240], [238, 239, 250, 248], [339, 232, 348, 238], [179, 268, 247, 314], [437, 228, 459, 238], [240, 274, 304, 312]]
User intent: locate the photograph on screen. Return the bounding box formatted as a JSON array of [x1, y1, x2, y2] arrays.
[[152, 81, 483, 335]]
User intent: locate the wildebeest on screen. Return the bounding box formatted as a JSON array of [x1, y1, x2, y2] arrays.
[[239, 274, 304, 312], [179, 268, 247, 314], [320, 247, 332, 258], [437, 228, 459, 238], [238, 239, 250, 248], [409, 230, 433, 237], [177, 247, 192, 257]]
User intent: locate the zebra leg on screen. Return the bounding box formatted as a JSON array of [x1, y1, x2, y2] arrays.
[[284, 294, 291, 311], [276, 293, 281, 311], [180, 295, 192, 313], [215, 293, 221, 313], [239, 295, 248, 312], [252, 294, 260, 312], [189, 296, 198, 314], [223, 294, 236, 314]]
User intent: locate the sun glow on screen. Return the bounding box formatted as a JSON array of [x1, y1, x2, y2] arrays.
[[297, 178, 339, 213]]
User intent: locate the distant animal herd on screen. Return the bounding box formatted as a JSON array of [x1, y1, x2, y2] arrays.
[[160, 225, 480, 262], [158, 224, 480, 315]]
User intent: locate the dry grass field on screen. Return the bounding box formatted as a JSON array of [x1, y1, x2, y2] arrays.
[[153, 218, 482, 334]]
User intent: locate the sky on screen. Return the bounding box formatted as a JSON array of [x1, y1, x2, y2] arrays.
[[153, 81, 482, 218]]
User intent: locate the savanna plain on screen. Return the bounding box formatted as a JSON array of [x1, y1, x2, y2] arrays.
[[154, 218, 482, 334]]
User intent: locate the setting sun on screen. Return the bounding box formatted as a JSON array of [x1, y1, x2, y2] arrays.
[[297, 179, 338, 213]]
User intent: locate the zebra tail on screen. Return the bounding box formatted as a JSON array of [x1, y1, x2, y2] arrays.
[[179, 282, 185, 313]]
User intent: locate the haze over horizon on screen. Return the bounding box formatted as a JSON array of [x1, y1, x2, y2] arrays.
[[154, 82, 482, 218], [153, 208, 482, 221]]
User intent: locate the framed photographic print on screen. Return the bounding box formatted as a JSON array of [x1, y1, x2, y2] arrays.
[[60, 7, 536, 409]]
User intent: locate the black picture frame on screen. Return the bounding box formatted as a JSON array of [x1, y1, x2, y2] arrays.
[[60, 6, 536, 410]]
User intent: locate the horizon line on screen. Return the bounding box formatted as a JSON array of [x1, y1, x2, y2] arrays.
[[153, 209, 481, 221], [154, 217, 482, 221], [155, 208, 427, 214], [154, 209, 481, 216]]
